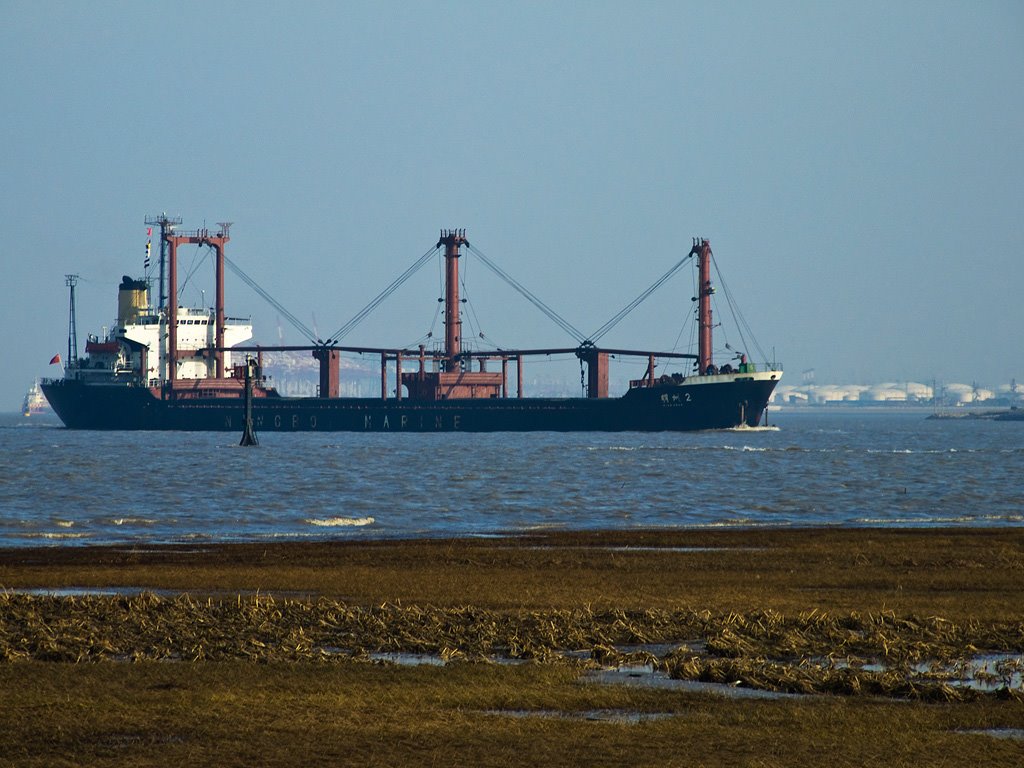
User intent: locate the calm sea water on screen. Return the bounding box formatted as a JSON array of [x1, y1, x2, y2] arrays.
[[1, 410, 1020, 547]]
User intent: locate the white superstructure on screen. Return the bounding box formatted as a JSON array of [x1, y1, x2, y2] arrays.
[[68, 277, 252, 386]]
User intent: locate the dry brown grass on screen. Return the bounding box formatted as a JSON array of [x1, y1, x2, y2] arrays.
[[2, 593, 1019, 700]]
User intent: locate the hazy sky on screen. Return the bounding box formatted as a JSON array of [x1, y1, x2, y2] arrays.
[[2, 1, 1022, 408]]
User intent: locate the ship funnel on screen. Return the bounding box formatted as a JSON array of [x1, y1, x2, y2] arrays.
[[118, 276, 149, 325]]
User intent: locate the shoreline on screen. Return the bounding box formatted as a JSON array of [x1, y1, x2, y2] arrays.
[[9, 519, 1024, 549]]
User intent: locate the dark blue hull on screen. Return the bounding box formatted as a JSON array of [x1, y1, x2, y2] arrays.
[[41, 376, 779, 432]]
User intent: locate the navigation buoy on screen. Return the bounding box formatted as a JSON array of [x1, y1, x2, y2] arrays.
[[240, 357, 259, 446]]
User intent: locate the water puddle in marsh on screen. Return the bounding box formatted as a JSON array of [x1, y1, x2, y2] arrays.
[[7, 587, 326, 601], [563, 643, 690, 661], [355, 650, 803, 700], [585, 664, 804, 700], [825, 653, 1024, 692], [485, 709, 676, 724], [357, 648, 1023, 700], [368, 652, 447, 666], [958, 729, 1024, 741], [10, 587, 179, 598]]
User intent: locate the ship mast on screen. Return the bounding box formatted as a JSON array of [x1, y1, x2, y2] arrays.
[[438, 229, 467, 371], [145, 214, 182, 385], [65, 274, 79, 369], [695, 238, 714, 374]]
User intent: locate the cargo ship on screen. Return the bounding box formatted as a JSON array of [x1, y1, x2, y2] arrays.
[[42, 219, 781, 432]]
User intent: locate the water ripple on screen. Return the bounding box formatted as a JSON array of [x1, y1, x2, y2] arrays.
[[1, 411, 1021, 545]]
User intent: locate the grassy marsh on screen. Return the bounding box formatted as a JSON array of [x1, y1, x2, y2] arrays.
[[1, 528, 1022, 766]]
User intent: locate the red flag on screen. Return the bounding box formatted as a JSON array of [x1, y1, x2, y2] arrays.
[[49, 354, 61, 365], [147, 227, 153, 236]]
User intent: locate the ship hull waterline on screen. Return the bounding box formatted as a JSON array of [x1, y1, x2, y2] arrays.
[[42, 374, 779, 432]]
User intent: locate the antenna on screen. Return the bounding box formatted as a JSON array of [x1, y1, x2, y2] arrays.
[[145, 214, 183, 315]]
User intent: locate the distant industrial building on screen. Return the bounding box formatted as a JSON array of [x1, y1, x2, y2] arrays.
[[772, 380, 1022, 407]]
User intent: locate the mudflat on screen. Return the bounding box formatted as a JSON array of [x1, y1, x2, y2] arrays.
[[1, 528, 1022, 767]]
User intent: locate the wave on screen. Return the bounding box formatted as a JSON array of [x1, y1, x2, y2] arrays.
[[691, 518, 790, 529], [864, 448, 986, 455], [305, 516, 375, 528], [853, 514, 1024, 525], [591, 443, 801, 455]]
